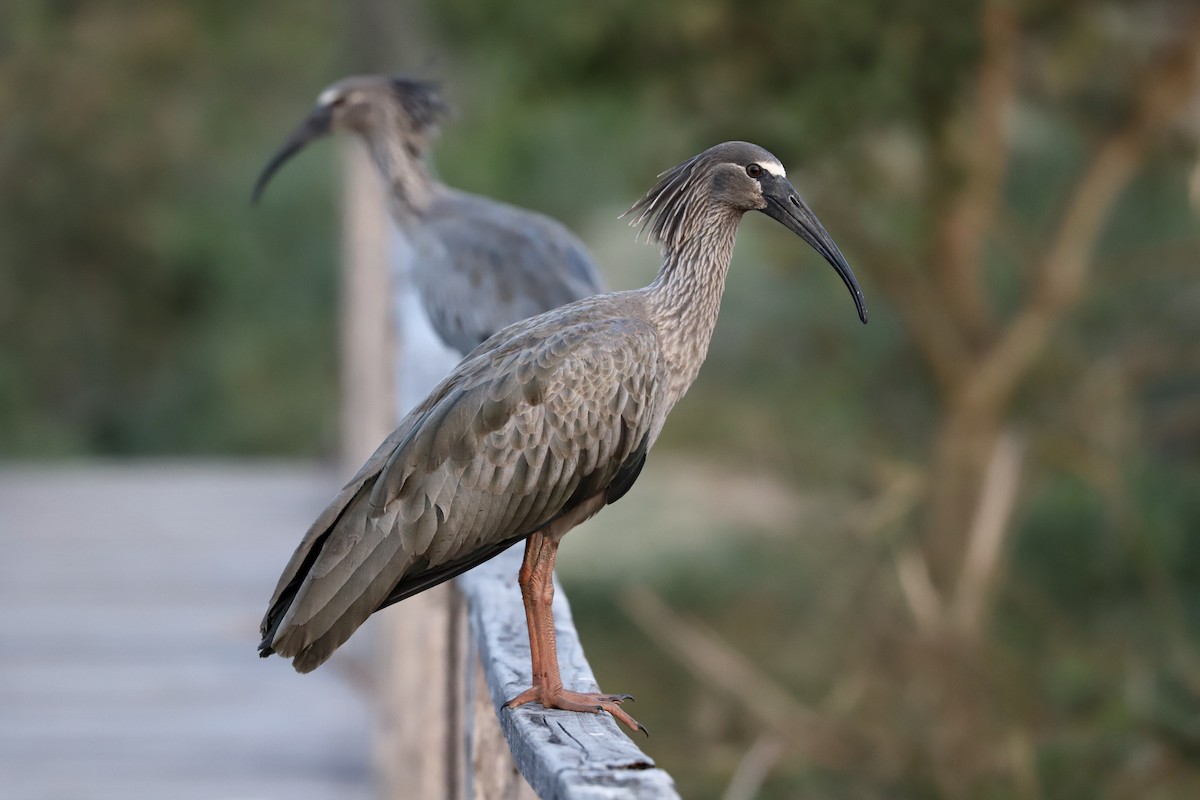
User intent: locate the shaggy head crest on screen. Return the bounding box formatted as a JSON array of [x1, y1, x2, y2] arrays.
[[388, 76, 449, 134], [624, 141, 781, 252], [624, 151, 709, 252]]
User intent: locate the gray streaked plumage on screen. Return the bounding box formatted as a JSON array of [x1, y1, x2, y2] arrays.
[[261, 302, 655, 671], [260, 142, 867, 726], [253, 75, 604, 355]]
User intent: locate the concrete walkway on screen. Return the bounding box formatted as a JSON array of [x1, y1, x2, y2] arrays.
[[0, 462, 373, 800]]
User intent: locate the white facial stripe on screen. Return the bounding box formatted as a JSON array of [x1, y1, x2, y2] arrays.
[[317, 88, 339, 107], [760, 160, 786, 177]]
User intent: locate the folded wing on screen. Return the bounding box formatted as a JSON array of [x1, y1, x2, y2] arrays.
[[260, 311, 660, 672]]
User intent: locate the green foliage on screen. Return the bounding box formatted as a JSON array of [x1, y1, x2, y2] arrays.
[[0, 1, 342, 455], [434, 0, 982, 143]]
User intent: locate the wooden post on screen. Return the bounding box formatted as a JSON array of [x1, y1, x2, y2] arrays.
[[337, 140, 395, 466], [338, 141, 472, 798]]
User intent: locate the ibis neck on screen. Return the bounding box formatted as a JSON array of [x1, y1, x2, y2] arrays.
[[358, 121, 436, 229], [646, 206, 742, 408]]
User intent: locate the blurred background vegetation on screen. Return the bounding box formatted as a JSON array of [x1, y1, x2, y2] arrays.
[[3, 0, 1200, 797]]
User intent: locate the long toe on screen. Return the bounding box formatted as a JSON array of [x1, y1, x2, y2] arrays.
[[504, 687, 540, 709], [559, 690, 632, 706], [597, 700, 645, 736], [553, 689, 645, 735], [504, 685, 645, 734]]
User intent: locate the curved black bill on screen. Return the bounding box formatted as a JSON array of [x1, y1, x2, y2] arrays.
[[251, 104, 335, 205], [762, 180, 868, 324]]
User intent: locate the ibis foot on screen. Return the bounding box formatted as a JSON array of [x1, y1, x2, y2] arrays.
[[505, 686, 646, 735]]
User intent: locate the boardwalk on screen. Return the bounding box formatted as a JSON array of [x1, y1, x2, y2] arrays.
[[0, 462, 373, 800]]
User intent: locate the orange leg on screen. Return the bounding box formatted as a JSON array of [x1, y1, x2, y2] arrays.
[[505, 532, 645, 735], [515, 533, 545, 693]]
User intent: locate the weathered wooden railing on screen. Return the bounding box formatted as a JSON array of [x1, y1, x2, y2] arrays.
[[338, 145, 679, 799]]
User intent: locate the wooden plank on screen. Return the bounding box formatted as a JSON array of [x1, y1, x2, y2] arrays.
[[459, 548, 681, 800], [0, 463, 372, 800]]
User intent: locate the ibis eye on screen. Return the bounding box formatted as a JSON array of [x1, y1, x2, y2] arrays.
[[746, 163, 764, 178]]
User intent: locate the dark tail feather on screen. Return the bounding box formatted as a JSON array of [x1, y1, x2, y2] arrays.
[[257, 526, 335, 662]]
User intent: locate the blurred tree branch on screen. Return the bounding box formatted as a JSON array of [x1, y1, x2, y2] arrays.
[[926, 9, 1200, 593], [933, 0, 1018, 347], [960, 12, 1200, 420], [950, 429, 1024, 636], [620, 585, 868, 770]]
